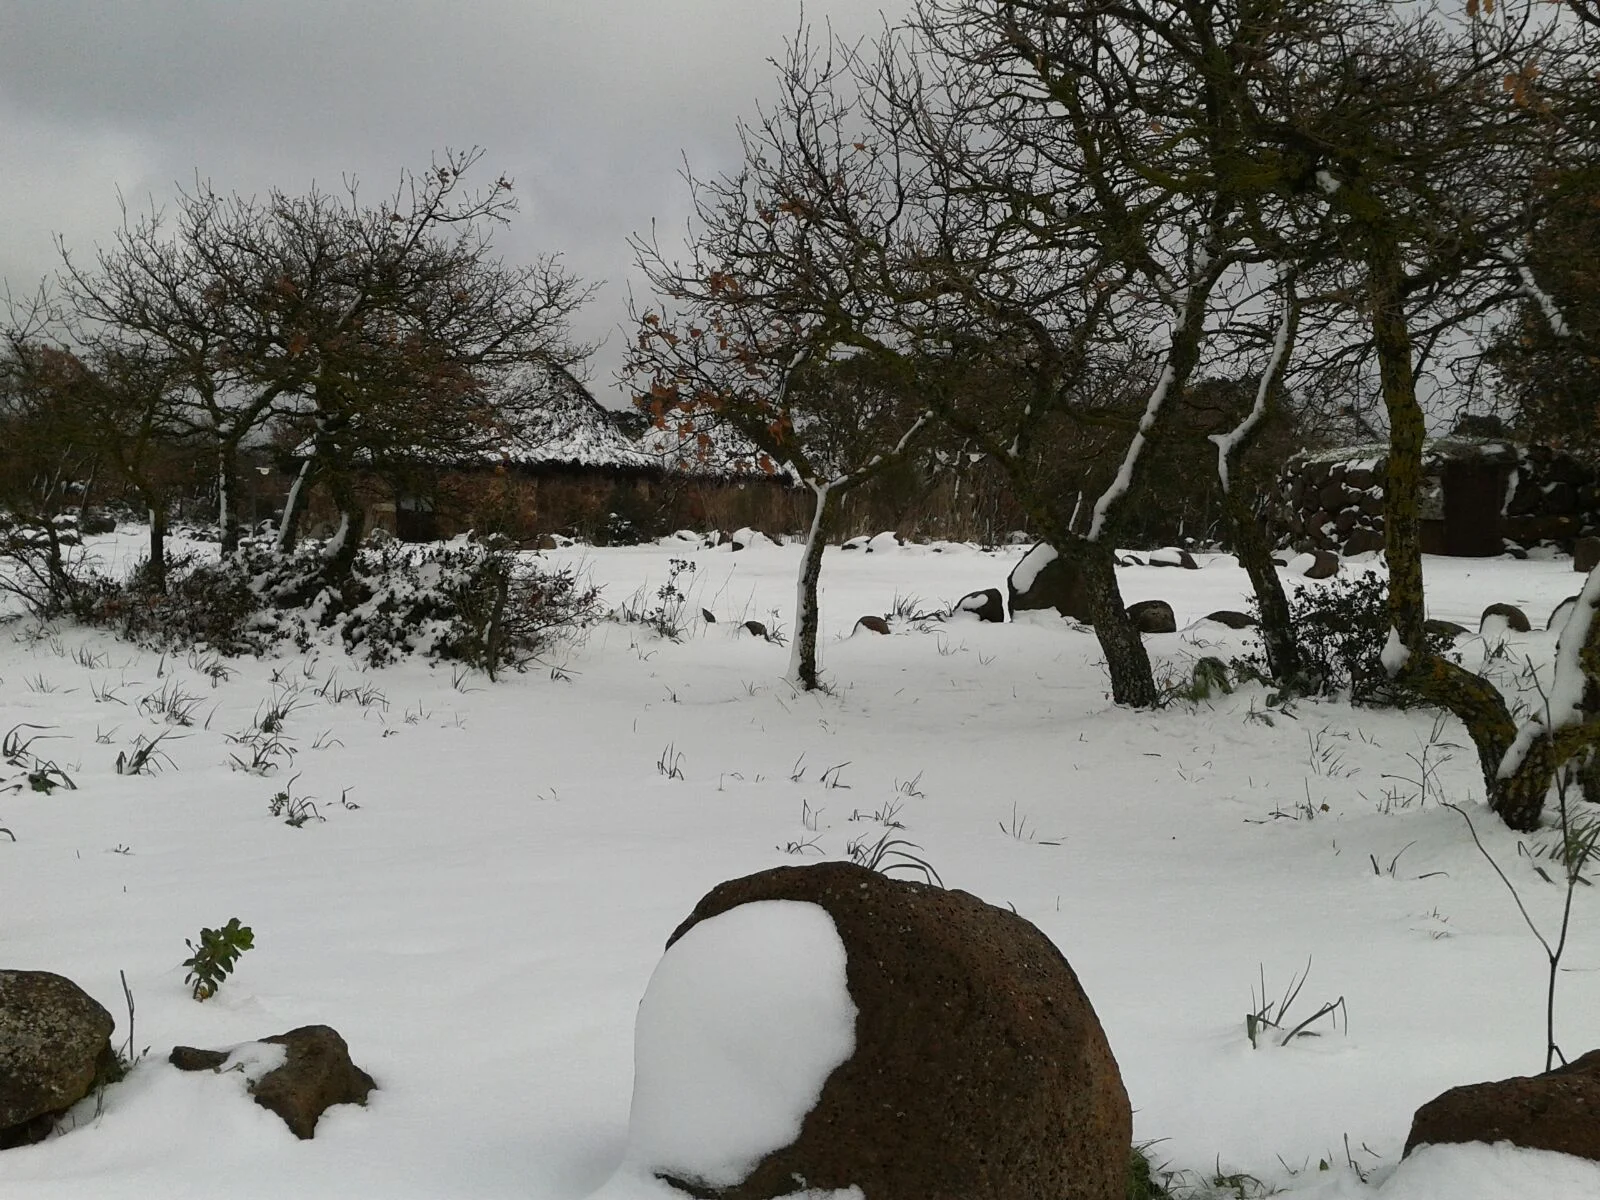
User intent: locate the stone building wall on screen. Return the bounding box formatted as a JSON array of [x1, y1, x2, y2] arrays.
[[1276, 438, 1600, 557]]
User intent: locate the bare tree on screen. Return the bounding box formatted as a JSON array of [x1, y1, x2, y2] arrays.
[[630, 35, 935, 690], [60, 149, 593, 578]]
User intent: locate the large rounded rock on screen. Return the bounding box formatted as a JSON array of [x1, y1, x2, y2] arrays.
[[655, 862, 1131, 1200], [0, 970, 116, 1148], [1479, 602, 1531, 634], [1126, 599, 1176, 634], [954, 587, 1005, 623], [1008, 543, 1093, 623], [1406, 1049, 1600, 1163]]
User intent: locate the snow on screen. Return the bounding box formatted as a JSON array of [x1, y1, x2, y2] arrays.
[[1, 532, 1597, 1199], [620, 900, 855, 1190], [1498, 564, 1600, 778], [1381, 626, 1411, 676], [219, 1041, 290, 1084]]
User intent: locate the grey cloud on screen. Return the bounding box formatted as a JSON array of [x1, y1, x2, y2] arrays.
[[1, 0, 906, 401]]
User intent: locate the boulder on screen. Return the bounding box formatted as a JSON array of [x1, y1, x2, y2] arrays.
[[1008, 544, 1093, 624], [1147, 547, 1198, 569], [652, 863, 1130, 1200], [1287, 550, 1338, 578], [853, 615, 891, 636], [169, 1025, 375, 1141], [741, 620, 769, 639], [1549, 594, 1580, 632], [1424, 618, 1470, 640], [1479, 603, 1531, 634], [0, 970, 116, 1149], [1125, 599, 1176, 634], [954, 588, 1005, 623], [1578, 536, 1600, 574], [1405, 1049, 1600, 1164], [1202, 610, 1257, 629], [1342, 527, 1386, 556]]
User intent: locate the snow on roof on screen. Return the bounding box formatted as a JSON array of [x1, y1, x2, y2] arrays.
[[490, 361, 657, 471], [636, 417, 799, 482]]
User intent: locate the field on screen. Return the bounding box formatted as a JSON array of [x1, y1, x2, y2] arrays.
[[3, 531, 1598, 1199]]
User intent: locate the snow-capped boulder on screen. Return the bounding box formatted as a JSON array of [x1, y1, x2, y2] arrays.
[[0, 971, 115, 1148], [1549, 594, 1580, 632], [954, 588, 1004, 623], [1007, 543, 1093, 624], [1146, 547, 1198, 569], [1479, 602, 1531, 634], [1406, 1049, 1600, 1165], [638, 862, 1130, 1200]]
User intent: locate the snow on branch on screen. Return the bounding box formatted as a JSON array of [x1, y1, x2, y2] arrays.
[[1502, 246, 1571, 340], [1208, 267, 1296, 496], [1498, 564, 1600, 779], [1088, 223, 1220, 543]]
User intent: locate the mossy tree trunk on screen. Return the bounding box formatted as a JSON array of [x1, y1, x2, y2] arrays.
[[1365, 237, 1566, 828]]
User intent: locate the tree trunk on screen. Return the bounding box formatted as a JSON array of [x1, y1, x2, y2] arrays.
[[787, 481, 838, 691], [217, 442, 242, 554], [1061, 537, 1157, 707], [277, 454, 316, 552], [323, 472, 366, 586], [1367, 239, 1534, 823], [1225, 488, 1302, 684], [144, 498, 168, 593]]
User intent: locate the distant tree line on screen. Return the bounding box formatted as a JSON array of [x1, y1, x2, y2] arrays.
[[2, 147, 592, 593]]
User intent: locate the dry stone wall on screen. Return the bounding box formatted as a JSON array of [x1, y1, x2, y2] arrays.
[[1276, 439, 1600, 556]]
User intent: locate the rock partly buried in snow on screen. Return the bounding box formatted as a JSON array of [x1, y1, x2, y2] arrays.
[[1549, 594, 1580, 632], [1125, 599, 1176, 634], [741, 620, 769, 640], [729, 528, 776, 553], [0, 970, 117, 1149], [1342, 527, 1386, 556], [169, 1025, 375, 1140], [1288, 549, 1340, 579], [1425, 618, 1470, 640], [1008, 543, 1093, 624], [865, 531, 904, 553], [954, 588, 1005, 623], [1479, 602, 1531, 634], [646, 862, 1131, 1200], [1405, 1049, 1600, 1164], [1202, 610, 1257, 629], [1146, 547, 1198, 569], [853, 615, 891, 636]]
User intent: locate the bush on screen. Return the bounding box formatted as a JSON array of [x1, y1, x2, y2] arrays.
[[1236, 572, 1456, 707], [81, 552, 270, 655], [76, 534, 600, 674]]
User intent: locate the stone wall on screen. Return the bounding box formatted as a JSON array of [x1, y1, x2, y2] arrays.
[[1276, 439, 1600, 557]]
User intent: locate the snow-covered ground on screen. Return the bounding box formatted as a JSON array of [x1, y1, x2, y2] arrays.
[[2, 532, 1598, 1198]]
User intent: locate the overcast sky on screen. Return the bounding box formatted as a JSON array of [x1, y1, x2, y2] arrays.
[[0, 1, 907, 405]]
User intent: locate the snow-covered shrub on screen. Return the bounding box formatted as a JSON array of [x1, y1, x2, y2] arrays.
[[82, 552, 270, 656], [81, 535, 599, 673]]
